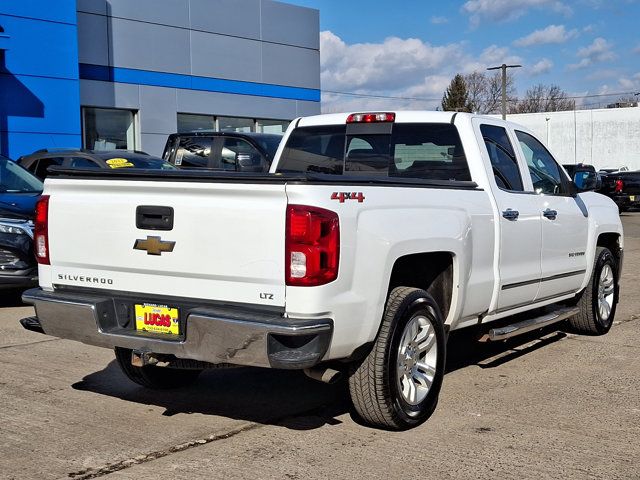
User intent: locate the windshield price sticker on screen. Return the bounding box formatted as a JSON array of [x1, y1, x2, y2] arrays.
[[106, 158, 135, 169]]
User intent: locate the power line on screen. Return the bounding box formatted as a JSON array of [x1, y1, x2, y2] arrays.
[[322, 90, 440, 102], [322, 89, 639, 104]]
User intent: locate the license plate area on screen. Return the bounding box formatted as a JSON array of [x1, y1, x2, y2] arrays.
[[134, 303, 180, 336]]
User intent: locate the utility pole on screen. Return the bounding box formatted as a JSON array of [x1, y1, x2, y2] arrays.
[[487, 63, 522, 120]]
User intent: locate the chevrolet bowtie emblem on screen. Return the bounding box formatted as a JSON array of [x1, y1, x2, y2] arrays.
[[133, 236, 176, 256]]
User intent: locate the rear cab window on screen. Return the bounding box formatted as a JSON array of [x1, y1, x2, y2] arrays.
[[34, 157, 64, 179], [277, 123, 472, 182]]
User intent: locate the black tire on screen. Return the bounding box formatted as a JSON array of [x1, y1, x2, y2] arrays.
[[567, 247, 618, 335], [348, 287, 446, 430], [114, 347, 202, 389]]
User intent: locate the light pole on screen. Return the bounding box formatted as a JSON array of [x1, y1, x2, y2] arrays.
[[545, 117, 550, 143], [487, 63, 522, 120]]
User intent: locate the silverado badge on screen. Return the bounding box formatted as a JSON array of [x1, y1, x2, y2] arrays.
[[133, 236, 176, 256]]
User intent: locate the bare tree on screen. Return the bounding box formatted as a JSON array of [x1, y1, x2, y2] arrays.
[[464, 71, 487, 114], [616, 95, 639, 104], [461, 71, 516, 114], [514, 84, 575, 113]]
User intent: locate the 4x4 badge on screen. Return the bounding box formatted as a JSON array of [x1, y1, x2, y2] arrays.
[[133, 236, 176, 256], [331, 192, 365, 203]]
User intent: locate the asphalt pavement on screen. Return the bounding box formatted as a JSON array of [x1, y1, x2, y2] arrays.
[[1, 213, 639, 480]]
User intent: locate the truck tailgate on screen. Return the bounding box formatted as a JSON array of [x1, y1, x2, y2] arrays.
[[43, 179, 287, 307]]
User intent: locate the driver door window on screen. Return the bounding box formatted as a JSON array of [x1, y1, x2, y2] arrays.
[[515, 131, 564, 195], [220, 138, 265, 172]]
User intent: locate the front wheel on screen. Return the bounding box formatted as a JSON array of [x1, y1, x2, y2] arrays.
[[567, 247, 618, 335], [348, 287, 446, 430], [114, 347, 202, 389]]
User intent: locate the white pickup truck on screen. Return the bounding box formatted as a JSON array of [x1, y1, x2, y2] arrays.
[[21, 111, 623, 430]]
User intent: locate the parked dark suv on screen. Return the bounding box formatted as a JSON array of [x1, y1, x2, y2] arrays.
[[0, 155, 42, 290], [162, 131, 282, 172], [18, 149, 176, 180]]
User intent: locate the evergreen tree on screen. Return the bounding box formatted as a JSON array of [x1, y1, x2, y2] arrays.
[[441, 74, 471, 112]]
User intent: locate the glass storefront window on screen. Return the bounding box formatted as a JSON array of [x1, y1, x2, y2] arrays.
[[83, 107, 136, 151], [177, 113, 215, 133], [176, 114, 291, 135], [217, 116, 254, 133], [256, 119, 290, 134]]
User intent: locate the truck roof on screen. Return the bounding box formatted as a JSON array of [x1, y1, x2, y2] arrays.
[[296, 111, 516, 128]]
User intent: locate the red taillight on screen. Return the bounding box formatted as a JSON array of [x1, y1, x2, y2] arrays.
[[346, 112, 395, 124], [34, 195, 50, 265], [614, 179, 624, 193], [286, 205, 339, 286]]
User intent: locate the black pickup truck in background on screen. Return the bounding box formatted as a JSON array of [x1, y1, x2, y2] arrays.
[[162, 131, 282, 173], [599, 170, 640, 212]]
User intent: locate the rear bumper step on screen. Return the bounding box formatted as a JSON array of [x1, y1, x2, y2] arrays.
[[481, 307, 579, 342], [21, 288, 332, 370]]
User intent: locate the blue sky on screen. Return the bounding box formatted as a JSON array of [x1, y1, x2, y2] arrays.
[[287, 0, 640, 112]]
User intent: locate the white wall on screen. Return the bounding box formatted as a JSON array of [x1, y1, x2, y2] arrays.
[[504, 106, 640, 171]]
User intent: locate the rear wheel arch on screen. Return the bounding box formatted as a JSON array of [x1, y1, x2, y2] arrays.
[[387, 252, 455, 322]]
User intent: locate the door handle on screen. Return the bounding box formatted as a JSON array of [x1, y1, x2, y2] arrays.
[[502, 209, 519, 221], [543, 209, 558, 220]]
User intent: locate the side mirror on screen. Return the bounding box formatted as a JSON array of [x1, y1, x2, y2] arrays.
[[573, 171, 600, 192]]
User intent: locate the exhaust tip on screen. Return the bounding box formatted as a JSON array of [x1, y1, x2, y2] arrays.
[[303, 367, 343, 384], [20, 316, 44, 334]]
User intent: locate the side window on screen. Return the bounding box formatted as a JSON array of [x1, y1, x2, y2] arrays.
[[515, 131, 564, 195], [34, 157, 64, 179], [220, 138, 265, 172], [68, 157, 100, 168], [174, 137, 212, 168], [480, 125, 523, 191]]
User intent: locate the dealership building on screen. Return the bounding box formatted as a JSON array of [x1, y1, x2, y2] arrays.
[[0, 0, 320, 159]]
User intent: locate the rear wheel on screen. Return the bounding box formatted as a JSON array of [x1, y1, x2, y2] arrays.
[[568, 247, 618, 335], [348, 287, 446, 430], [114, 347, 202, 389]]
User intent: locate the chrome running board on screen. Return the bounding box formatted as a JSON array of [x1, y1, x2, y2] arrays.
[[481, 307, 579, 342]]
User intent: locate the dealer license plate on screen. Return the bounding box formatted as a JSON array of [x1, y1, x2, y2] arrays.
[[630, 195, 635, 202], [135, 303, 180, 335]]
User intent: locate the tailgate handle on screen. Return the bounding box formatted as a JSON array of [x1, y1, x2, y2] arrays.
[[136, 206, 174, 231]]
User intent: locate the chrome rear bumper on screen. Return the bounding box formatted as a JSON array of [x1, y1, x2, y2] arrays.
[[21, 288, 332, 369]]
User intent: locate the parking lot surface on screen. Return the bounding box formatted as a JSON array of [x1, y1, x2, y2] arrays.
[[1, 214, 639, 480]]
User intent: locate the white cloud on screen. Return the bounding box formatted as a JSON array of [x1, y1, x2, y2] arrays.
[[462, 0, 572, 26], [514, 24, 578, 47], [461, 45, 523, 73], [633, 44, 640, 54], [319, 31, 523, 112], [530, 58, 554, 75], [430, 16, 449, 24], [568, 37, 616, 69], [586, 68, 620, 81], [320, 30, 465, 93], [596, 78, 640, 95]]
